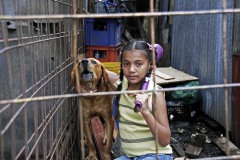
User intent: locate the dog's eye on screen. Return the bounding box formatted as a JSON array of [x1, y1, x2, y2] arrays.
[[91, 61, 97, 64]]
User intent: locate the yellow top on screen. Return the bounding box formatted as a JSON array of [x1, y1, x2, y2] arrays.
[[116, 77, 172, 157]]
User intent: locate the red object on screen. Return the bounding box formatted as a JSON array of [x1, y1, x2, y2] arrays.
[[86, 44, 121, 62], [91, 116, 118, 159], [91, 116, 106, 160]]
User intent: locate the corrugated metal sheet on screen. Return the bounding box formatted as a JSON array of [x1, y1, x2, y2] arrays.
[[171, 0, 233, 128]]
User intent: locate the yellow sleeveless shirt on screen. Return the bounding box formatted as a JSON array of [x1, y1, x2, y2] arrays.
[[116, 77, 172, 157]]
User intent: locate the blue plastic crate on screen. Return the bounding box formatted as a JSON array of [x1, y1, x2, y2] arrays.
[[84, 18, 122, 46]]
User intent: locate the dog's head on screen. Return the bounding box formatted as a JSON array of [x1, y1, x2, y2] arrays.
[[71, 56, 109, 93]]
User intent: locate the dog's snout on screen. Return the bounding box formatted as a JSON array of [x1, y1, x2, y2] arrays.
[[82, 59, 89, 69]]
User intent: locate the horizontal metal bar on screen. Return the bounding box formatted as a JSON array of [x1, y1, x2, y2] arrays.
[[194, 155, 240, 160], [1, 9, 240, 20], [0, 83, 240, 105]]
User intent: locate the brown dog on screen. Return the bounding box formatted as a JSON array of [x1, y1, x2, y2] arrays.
[[71, 56, 114, 160]]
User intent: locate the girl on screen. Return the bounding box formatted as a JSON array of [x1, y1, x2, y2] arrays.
[[108, 40, 173, 160]]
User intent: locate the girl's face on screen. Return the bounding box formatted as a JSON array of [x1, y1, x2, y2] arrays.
[[122, 49, 151, 87]]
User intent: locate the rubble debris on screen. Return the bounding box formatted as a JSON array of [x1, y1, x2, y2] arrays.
[[178, 128, 185, 134], [198, 127, 207, 134], [171, 137, 178, 143], [206, 136, 212, 144], [170, 113, 226, 159]]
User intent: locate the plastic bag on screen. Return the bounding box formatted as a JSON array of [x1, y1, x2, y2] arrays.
[[166, 81, 201, 104]]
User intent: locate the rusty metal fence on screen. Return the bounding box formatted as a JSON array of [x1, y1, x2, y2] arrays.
[[0, 0, 84, 159], [1, 0, 240, 160]]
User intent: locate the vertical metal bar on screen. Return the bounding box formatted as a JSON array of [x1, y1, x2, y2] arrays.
[[149, 0, 159, 159], [0, 133, 3, 160], [41, 1, 47, 155], [56, 1, 62, 159], [8, 0, 18, 158], [48, 3, 53, 159], [44, 0, 48, 158], [222, 0, 230, 156], [42, 95, 47, 160], [27, 0, 36, 157], [52, 5, 58, 135], [46, 1, 54, 158], [19, 1, 29, 158], [53, 2, 59, 156], [27, 0, 38, 157], [59, 3, 65, 158], [13, 0, 30, 158], [22, 50, 29, 159], [37, 0, 42, 41], [72, 0, 84, 159], [33, 50, 39, 160], [0, 0, 9, 158], [34, 7, 41, 156], [20, 30, 29, 160]]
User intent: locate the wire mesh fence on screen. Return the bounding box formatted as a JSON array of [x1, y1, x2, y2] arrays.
[[0, 0, 84, 159], [1, 0, 240, 160]]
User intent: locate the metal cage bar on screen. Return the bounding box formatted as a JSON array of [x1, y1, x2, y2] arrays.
[[0, 0, 83, 159]]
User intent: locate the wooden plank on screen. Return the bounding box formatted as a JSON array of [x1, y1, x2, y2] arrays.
[[203, 117, 223, 130], [155, 70, 174, 80], [195, 134, 206, 148], [155, 67, 198, 85], [212, 137, 240, 155], [185, 144, 203, 158], [172, 143, 185, 157]]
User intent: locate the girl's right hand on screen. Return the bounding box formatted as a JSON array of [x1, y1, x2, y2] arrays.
[[135, 94, 149, 113]]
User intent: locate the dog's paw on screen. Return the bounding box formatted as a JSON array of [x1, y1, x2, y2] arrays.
[[104, 153, 112, 160]]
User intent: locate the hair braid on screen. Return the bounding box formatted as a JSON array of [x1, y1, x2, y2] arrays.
[[115, 68, 123, 119]]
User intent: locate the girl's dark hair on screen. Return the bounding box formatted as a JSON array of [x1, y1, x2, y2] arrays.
[[115, 40, 154, 118]]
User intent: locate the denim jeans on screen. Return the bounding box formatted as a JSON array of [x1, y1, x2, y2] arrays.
[[114, 154, 173, 160]]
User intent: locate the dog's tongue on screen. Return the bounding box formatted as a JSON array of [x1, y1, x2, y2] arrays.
[[81, 73, 93, 81]]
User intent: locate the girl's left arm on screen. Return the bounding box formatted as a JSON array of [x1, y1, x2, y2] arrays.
[[106, 70, 119, 90], [139, 91, 171, 147]]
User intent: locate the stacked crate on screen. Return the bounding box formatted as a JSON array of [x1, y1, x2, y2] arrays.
[[84, 18, 121, 74]]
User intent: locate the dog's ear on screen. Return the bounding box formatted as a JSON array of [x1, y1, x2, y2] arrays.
[[70, 64, 81, 93], [77, 53, 85, 63], [70, 65, 77, 86], [101, 64, 109, 85]]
